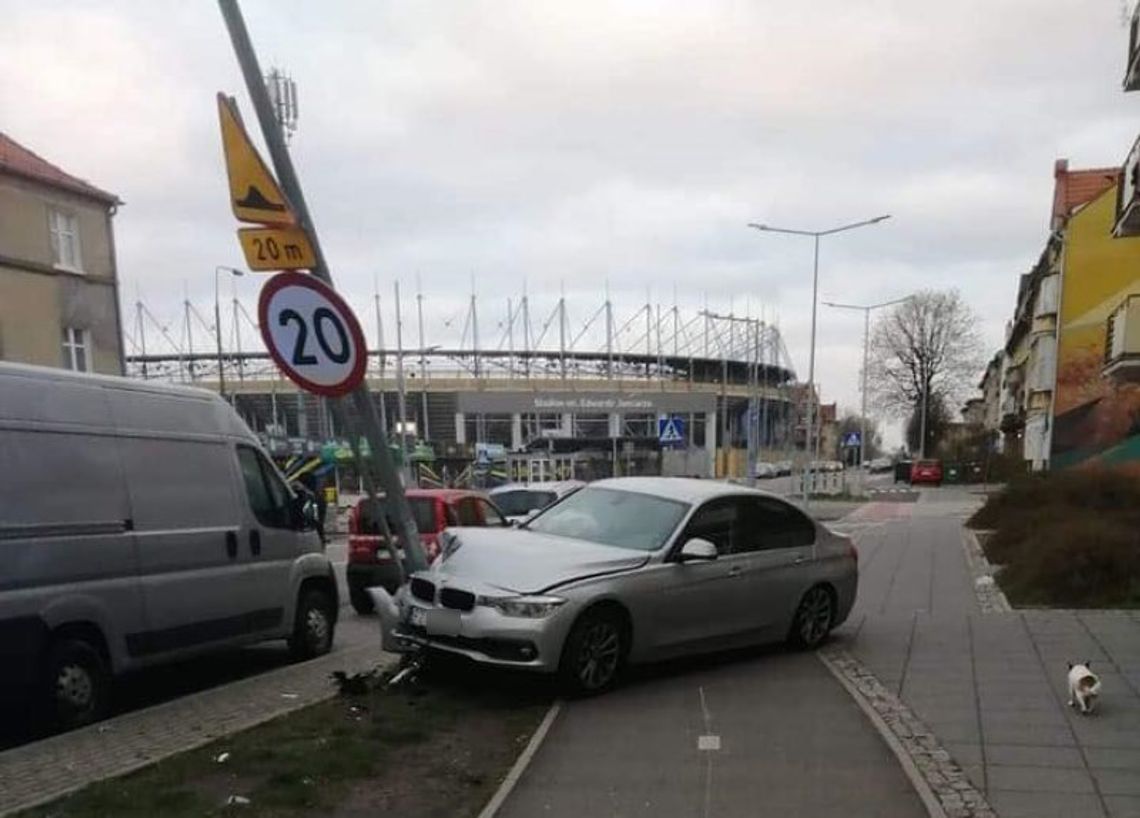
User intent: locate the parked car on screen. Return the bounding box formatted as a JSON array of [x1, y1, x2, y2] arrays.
[[0, 363, 337, 730], [754, 462, 777, 479], [380, 477, 858, 694], [868, 457, 893, 474], [776, 460, 793, 476], [910, 459, 944, 486], [489, 480, 585, 524], [347, 488, 509, 613]]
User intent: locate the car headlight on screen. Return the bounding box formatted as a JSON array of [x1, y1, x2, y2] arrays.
[[476, 594, 566, 618]]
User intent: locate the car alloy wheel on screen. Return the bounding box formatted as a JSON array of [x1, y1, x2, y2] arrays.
[[574, 620, 621, 691], [794, 586, 833, 648]]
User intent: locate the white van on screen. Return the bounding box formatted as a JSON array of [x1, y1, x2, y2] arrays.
[[0, 363, 338, 730]]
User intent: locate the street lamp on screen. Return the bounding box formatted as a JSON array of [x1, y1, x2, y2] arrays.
[[215, 266, 245, 399], [823, 295, 912, 488], [748, 215, 890, 502]]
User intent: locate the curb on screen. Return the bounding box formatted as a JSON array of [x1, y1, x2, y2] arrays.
[[960, 528, 1012, 613], [818, 646, 998, 818], [477, 700, 562, 818]]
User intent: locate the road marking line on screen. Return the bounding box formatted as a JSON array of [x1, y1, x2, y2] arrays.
[[697, 734, 721, 751], [477, 700, 562, 818]]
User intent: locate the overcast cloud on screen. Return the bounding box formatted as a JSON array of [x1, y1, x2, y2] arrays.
[[2, 0, 1136, 444]]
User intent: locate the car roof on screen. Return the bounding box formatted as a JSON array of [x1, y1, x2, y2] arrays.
[[586, 476, 782, 504], [404, 488, 486, 502], [489, 480, 584, 494]]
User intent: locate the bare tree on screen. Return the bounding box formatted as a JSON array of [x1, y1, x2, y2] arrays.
[[867, 290, 984, 432]]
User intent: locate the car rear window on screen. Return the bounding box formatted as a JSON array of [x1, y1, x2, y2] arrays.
[[494, 489, 557, 517], [358, 496, 438, 534], [917, 460, 940, 468]]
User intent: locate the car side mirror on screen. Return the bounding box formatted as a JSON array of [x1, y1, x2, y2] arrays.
[[679, 538, 718, 562]]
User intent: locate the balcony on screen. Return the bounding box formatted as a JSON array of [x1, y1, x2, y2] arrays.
[[1114, 134, 1140, 237], [1103, 294, 1140, 383]]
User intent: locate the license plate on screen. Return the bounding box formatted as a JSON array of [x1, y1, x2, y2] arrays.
[[408, 607, 427, 627], [426, 609, 461, 637]]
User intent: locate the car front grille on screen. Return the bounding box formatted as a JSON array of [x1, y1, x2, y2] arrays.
[[410, 577, 435, 603], [439, 587, 475, 612]]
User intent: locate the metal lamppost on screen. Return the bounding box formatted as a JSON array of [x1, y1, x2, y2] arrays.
[[822, 295, 912, 489], [748, 215, 890, 502], [214, 265, 244, 399]]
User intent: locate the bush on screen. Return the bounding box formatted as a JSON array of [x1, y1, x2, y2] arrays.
[[971, 464, 1140, 607], [969, 464, 1140, 530], [994, 516, 1140, 608]]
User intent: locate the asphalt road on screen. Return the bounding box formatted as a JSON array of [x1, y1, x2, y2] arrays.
[[498, 647, 926, 818]]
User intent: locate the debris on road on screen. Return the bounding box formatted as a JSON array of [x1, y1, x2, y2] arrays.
[[215, 751, 231, 764], [225, 794, 251, 806]]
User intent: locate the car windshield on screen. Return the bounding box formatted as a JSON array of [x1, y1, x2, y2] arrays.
[[493, 489, 556, 517], [524, 487, 689, 551]]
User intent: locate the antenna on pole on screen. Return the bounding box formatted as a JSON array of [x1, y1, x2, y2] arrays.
[[264, 67, 298, 144]]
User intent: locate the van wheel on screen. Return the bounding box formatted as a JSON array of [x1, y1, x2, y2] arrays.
[[43, 639, 110, 731], [289, 589, 335, 660]]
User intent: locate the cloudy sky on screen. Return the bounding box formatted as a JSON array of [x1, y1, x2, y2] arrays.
[[2, 0, 1136, 442]]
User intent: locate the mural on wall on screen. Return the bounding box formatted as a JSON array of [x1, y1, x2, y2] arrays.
[[1052, 186, 1140, 467]]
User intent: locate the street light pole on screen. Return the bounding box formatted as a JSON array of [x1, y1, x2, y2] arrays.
[[748, 215, 890, 502], [214, 265, 244, 399], [822, 295, 912, 491]]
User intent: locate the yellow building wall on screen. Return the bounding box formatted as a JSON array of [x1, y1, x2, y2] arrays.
[[1052, 184, 1140, 466]]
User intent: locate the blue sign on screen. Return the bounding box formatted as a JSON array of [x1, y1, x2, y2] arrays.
[[841, 431, 862, 448], [658, 415, 686, 446]]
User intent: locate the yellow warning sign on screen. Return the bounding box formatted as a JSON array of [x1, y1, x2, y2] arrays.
[[237, 226, 316, 271], [217, 93, 297, 226]]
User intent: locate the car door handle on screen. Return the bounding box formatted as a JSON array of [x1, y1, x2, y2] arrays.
[[727, 565, 744, 577], [793, 555, 807, 565], [225, 531, 238, 559], [250, 529, 262, 557]]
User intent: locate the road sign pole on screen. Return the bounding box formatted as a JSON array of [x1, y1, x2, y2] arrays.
[[217, 0, 425, 574]]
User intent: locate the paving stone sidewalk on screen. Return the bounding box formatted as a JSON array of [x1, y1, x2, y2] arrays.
[[0, 621, 393, 817], [840, 490, 1140, 818]]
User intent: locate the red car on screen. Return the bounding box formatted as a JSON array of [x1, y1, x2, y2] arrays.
[[346, 488, 508, 613], [909, 459, 943, 486]]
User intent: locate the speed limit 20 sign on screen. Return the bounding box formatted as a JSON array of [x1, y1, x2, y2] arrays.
[[258, 272, 368, 397]]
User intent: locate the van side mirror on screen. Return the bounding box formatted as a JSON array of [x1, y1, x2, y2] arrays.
[[291, 495, 316, 530], [679, 538, 718, 562]]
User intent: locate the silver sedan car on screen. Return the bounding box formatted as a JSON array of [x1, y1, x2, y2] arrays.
[[384, 477, 858, 694]]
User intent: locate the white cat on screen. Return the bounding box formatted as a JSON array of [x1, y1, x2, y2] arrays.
[[1067, 662, 1101, 715]]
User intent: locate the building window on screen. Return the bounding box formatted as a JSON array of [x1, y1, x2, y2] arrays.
[[48, 208, 83, 272], [62, 327, 88, 372]]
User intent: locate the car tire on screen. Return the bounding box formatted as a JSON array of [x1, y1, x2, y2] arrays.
[[349, 588, 375, 615], [42, 638, 110, 731], [558, 608, 627, 696], [289, 588, 336, 660], [787, 585, 835, 650]]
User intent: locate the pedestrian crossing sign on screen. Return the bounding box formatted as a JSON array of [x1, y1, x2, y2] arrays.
[[842, 431, 862, 448], [658, 415, 685, 446]]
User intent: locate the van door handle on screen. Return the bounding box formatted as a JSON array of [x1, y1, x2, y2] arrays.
[[225, 531, 238, 559], [250, 529, 262, 557]]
